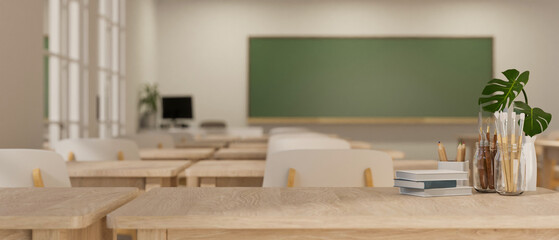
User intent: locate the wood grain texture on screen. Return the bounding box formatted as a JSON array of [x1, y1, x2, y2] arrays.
[[31, 218, 111, 240], [213, 148, 267, 160], [139, 148, 214, 160], [378, 149, 405, 160], [350, 141, 373, 149], [0, 188, 138, 229], [167, 229, 559, 240], [538, 141, 559, 189], [175, 142, 227, 149], [228, 143, 267, 149], [108, 187, 559, 230], [184, 160, 265, 177], [138, 229, 166, 240], [228, 141, 372, 150], [70, 177, 145, 189], [392, 160, 438, 171], [0, 230, 30, 240], [67, 161, 192, 177]]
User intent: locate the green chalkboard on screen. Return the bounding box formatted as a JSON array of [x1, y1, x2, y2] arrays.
[[248, 37, 492, 119]]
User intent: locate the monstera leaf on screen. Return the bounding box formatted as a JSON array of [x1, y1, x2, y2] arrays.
[[514, 101, 552, 137], [478, 69, 529, 112]]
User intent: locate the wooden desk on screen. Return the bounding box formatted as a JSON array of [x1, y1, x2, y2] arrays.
[[139, 148, 214, 160], [0, 187, 137, 240], [228, 142, 267, 149], [67, 161, 192, 191], [108, 187, 559, 240], [535, 140, 559, 189], [393, 159, 438, 171], [378, 149, 405, 160], [184, 159, 437, 188], [349, 141, 373, 149], [175, 141, 227, 149], [213, 148, 267, 160], [185, 160, 265, 187], [228, 141, 373, 150]]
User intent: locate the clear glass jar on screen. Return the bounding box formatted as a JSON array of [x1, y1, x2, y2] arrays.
[[495, 144, 526, 196], [473, 142, 496, 193]]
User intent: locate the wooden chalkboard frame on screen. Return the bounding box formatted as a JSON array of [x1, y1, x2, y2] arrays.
[[246, 36, 494, 124]]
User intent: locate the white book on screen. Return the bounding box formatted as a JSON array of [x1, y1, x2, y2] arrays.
[[399, 186, 473, 197], [394, 179, 457, 189], [395, 170, 468, 181]]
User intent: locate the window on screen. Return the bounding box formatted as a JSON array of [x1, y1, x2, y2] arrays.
[[46, 0, 126, 143], [97, 0, 126, 138]]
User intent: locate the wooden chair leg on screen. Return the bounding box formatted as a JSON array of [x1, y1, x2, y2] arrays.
[[364, 168, 374, 187], [287, 168, 296, 187]]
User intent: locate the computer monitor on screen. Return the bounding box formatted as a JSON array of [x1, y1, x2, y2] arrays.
[[162, 96, 193, 120]]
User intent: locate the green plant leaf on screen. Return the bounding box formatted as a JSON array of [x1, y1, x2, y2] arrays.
[[513, 101, 552, 137], [478, 69, 529, 112]]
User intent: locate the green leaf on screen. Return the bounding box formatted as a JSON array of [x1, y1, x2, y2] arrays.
[[513, 101, 552, 137], [478, 69, 529, 112]]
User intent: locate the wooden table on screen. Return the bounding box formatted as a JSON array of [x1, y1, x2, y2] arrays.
[[393, 159, 438, 171], [182, 159, 435, 188], [378, 149, 405, 160], [67, 161, 192, 191], [108, 187, 559, 240], [175, 141, 227, 149], [228, 142, 267, 149], [213, 148, 267, 160], [535, 139, 559, 189], [228, 141, 373, 150], [0, 187, 137, 240], [139, 148, 214, 160], [185, 160, 265, 187]]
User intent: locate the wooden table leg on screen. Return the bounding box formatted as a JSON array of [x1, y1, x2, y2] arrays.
[[187, 177, 199, 187], [138, 229, 166, 240], [200, 177, 217, 187]]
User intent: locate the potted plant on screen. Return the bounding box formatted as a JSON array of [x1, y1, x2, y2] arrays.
[[478, 69, 552, 191], [139, 83, 160, 129]]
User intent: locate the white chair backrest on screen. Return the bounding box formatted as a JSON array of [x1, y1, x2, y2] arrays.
[[269, 127, 310, 135], [0, 149, 71, 187], [263, 149, 394, 187], [53, 138, 141, 161], [227, 127, 264, 138], [267, 137, 351, 157], [123, 132, 175, 148]]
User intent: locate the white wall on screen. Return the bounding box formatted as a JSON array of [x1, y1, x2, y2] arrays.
[[126, 0, 158, 134], [142, 0, 559, 159], [0, 0, 44, 148]]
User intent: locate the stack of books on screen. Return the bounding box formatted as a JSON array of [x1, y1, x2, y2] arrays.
[[395, 170, 472, 197]]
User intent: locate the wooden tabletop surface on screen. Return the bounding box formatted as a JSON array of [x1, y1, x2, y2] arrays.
[[0, 187, 138, 229], [108, 187, 559, 230], [66, 160, 192, 177], [228, 141, 373, 150], [213, 148, 267, 160], [185, 160, 265, 177], [175, 141, 227, 149], [393, 159, 438, 171], [228, 142, 268, 149], [139, 148, 215, 160], [536, 139, 559, 147]]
